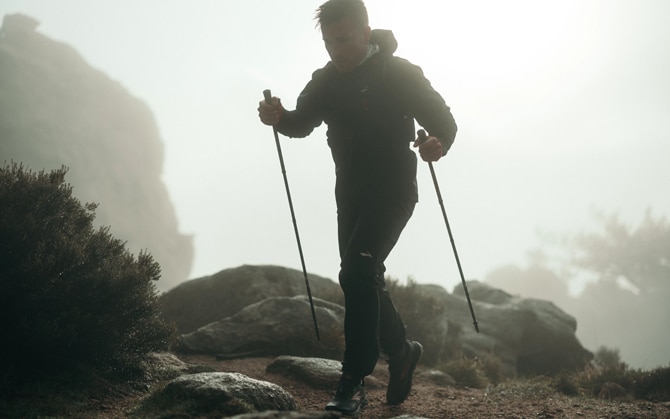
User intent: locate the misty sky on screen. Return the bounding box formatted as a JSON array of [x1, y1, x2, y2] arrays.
[[2, 0, 669, 294]]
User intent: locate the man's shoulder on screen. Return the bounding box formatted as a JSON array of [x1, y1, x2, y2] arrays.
[[383, 55, 425, 81], [310, 62, 337, 80], [386, 55, 420, 70]]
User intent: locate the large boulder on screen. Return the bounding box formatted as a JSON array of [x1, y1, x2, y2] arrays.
[[150, 372, 296, 417], [160, 265, 342, 334], [228, 412, 341, 419], [0, 14, 192, 290], [265, 356, 342, 390], [175, 296, 345, 360], [265, 356, 384, 390], [449, 281, 593, 374]]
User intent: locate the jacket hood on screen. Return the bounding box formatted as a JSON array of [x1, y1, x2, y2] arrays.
[[370, 29, 398, 55]]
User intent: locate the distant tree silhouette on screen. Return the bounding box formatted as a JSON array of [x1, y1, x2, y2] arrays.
[[562, 211, 669, 369], [484, 210, 670, 369], [571, 211, 670, 297]]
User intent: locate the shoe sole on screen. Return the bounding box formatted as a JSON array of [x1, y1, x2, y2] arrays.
[[325, 391, 368, 417], [342, 396, 368, 418], [386, 341, 423, 405]]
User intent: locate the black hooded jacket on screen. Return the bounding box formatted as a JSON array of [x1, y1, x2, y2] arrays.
[[276, 30, 457, 206]]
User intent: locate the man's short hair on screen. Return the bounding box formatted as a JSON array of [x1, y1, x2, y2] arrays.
[[315, 0, 369, 29]]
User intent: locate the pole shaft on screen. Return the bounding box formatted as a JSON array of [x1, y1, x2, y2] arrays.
[[417, 129, 479, 333], [427, 162, 479, 333], [264, 89, 320, 341]]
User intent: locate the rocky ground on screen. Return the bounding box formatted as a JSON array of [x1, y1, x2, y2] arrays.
[[173, 354, 669, 419], [11, 352, 667, 418]]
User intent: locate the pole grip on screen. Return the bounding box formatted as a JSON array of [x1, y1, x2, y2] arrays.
[[263, 89, 272, 105], [417, 129, 428, 145]]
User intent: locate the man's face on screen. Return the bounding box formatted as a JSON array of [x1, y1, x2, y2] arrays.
[[321, 16, 371, 73]]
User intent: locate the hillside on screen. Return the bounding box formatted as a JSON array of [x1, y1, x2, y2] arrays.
[[0, 13, 192, 290]]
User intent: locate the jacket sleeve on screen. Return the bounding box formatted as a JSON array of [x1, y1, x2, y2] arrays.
[[275, 69, 325, 138], [390, 58, 457, 155]]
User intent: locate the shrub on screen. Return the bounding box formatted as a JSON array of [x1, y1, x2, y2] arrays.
[[574, 346, 633, 397], [553, 371, 580, 396], [632, 366, 670, 401], [0, 163, 173, 382], [593, 346, 627, 370], [386, 277, 450, 366], [567, 346, 670, 401], [439, 355, 487, 389], [479, 352, 508, 385]]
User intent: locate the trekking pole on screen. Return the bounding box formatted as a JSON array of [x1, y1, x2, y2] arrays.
[[417, 129, 479, 333], [263, 89, 320, 341]]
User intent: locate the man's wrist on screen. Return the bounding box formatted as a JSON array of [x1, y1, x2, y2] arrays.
[[276, 100, 284, 122], [435, 137, 449, 156]]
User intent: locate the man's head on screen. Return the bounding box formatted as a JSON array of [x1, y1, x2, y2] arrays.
[[316, 0, 371, 73]]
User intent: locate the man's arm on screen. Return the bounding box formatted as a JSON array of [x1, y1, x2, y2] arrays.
[[391, 58, 458, 156], [275, 69, 328, 138], [258, 67, 327, 138]]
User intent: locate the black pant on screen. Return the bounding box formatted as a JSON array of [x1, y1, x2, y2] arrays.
[[337, 193, 416, 379]]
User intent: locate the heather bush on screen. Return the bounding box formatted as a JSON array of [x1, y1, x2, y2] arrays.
[[0, 163, 173, 382], [386, 277, 451, 366], [572, 346, 670, 401], [439, 355, 487, 389], [632, 366, 670, 401]]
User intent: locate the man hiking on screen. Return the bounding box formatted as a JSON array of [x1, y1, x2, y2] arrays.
[[257, 0, 457, 415]]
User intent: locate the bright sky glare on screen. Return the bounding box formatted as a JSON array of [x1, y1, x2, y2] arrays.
[[2, 1, 669, 294]]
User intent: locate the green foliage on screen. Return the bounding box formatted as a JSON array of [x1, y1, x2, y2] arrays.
[[0, 163, 173, 384]]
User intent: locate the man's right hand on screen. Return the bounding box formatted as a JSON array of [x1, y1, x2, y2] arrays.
[[258, 96, 283, 126], [413, 129, 443, 162]]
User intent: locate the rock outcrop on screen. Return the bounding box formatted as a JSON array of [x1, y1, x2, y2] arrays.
[[452, 281, 593, 374], [0, 14, 192, 290], [265, 356, 384, 391], [227, 412, 341, 419], [157, 372, 296, 415], [176, 296, 345, 360], [139, 355, 436, 418], [265, 356, 344, 390], [160, 265, 341, 334], [167, 265, 592, 376]]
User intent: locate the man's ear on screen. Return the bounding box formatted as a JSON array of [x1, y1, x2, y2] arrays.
[[362, 25, 371, 42]]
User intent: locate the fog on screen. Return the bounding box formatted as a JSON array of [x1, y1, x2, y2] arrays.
[[2, 1, 669, 368]]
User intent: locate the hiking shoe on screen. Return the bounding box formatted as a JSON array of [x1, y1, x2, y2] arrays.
[[325, 374, 367, 416], [386, 340, 423, 405]]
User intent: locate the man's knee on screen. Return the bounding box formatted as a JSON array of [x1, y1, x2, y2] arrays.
[[339, 251, 382, 293]]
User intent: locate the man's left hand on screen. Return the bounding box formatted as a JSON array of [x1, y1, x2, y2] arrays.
[[413, 134, 443, 162]]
